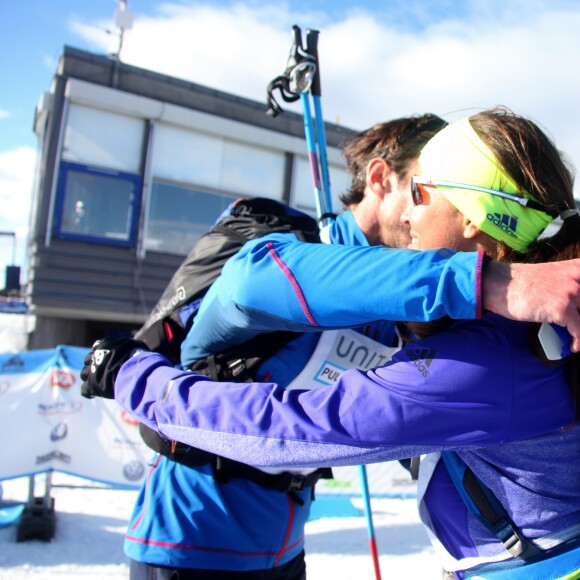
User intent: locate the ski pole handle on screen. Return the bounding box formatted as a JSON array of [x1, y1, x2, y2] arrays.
[[305, 28, 332, 217], [306, 28, 321, 97], [291, 24, 303, 53]]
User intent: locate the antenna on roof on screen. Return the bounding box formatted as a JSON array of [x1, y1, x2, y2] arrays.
[[111, 0, 134, 61]]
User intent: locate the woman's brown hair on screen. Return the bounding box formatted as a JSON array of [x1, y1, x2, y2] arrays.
[[411, 107, 580, 414]]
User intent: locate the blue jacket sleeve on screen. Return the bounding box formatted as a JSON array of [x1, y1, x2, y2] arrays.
[[117, 317, 574, 469], [182, 234, 484, 363]]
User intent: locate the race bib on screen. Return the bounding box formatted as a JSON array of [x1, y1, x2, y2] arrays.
[[286, 328, 401, 390]]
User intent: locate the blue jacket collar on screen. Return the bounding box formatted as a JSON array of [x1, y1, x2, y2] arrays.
[[325, 210, 370, 247]]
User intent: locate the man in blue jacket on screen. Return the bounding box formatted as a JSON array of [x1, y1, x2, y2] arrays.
[[82, 114, 580, 580], [104, 111, 580, 580]]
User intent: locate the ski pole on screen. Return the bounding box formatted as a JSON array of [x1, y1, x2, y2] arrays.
[[266, 25, 331, 227], [290, 25, 330, 224], [305, 28, 332, 223], [302, 26, 382, 580], [267, 25, 383, 580], [359, 465, 382, 579], [300, 92, 327, 221]]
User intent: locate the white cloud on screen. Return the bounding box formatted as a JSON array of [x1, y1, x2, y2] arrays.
[[2, 1, 576, 285], [116, 3, 313, 102], [2, 0, 564, 287], [0, 147, 36, 274], [82, 0, 580, 183]]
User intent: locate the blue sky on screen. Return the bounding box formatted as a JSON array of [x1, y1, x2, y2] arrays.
[[1, 0, 580, 279], [0, 1, 118, 151], [0, 0, 457, 152]]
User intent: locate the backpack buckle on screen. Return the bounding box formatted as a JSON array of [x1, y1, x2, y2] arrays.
[[227, 358, 247, 379], [287, 475, 307, 492]]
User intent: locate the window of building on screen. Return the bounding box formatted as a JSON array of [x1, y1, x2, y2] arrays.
[[292, 156, 350, 215], [53, 105, 144, 245], [220, 140, 285, 199], [146, 124, 286, 255], [62, 104, 144, 172], [152, 124, 223, 187], [152, 124, 285, 200], [53, 162, 141, 245], [144, 180, 236, 254]]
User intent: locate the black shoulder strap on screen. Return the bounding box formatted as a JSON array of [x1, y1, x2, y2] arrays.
[[188, 331, 298, 381], [441, 451, 541, 560], [409, 456, 421, 480], [138, 421, 332, 494]]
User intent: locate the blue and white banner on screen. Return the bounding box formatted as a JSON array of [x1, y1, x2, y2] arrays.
[[0, 345, 151, 488]]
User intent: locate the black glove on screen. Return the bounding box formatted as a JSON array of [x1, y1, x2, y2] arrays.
[[80, 337, 148, 399]]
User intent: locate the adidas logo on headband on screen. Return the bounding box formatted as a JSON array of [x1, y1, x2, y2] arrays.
[[487, 213, 518, 238]]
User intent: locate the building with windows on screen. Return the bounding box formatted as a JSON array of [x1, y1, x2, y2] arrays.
[[27, 46, 354, 349]]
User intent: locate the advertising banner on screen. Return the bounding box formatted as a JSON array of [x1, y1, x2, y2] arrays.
[[0, 345, 151, 488]]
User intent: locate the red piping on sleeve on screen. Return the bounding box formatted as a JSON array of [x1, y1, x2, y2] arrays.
[[267, 242, 320, 327], [476, 250, 485, 319]]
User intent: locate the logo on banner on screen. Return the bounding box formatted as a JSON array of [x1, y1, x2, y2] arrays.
[[1, 355, 24, 371], [51, 369, 76, 389], [38, 401, 83, 416], [123, 461, 145, 482], [36, 450, 72, 465], [112, 437, 141, 448], [50, 421, 68, 442]]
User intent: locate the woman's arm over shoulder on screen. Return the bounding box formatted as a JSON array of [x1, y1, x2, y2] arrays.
[[117, 320, 548, 469]]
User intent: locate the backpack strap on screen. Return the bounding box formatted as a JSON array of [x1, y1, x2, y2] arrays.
[[441, 451, 541, 560], [139, 422, 215, 466], [139, 330, 335, 490], [188, 331, 298, 381], [409, 456, 421, 480], [212, 456, 332, 494], [138, 422, 331, 495]]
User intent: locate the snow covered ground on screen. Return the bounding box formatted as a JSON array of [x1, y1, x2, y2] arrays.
[[0, 472, 441, 579]]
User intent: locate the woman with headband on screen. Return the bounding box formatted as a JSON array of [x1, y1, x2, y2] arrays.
[[107, 108, 580, 579]]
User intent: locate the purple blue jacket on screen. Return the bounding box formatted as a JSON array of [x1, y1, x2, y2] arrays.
[[116, 312, 580, 575]]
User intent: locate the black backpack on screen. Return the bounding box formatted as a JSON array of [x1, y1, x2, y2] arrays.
[[135, 197, 320, 364], [135, 197, 332, 493]]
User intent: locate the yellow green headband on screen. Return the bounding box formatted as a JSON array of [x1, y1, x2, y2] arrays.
[[418, 117, 554, 252]]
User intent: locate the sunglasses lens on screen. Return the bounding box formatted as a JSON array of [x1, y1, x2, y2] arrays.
[[411, 180, 420, 204], [412, 181, 430, 205]]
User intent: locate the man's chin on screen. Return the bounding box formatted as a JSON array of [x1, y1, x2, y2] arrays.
[[382, 230, 411, 249]]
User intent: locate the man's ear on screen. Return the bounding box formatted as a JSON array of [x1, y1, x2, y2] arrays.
[[366, 158, 392, 198]]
